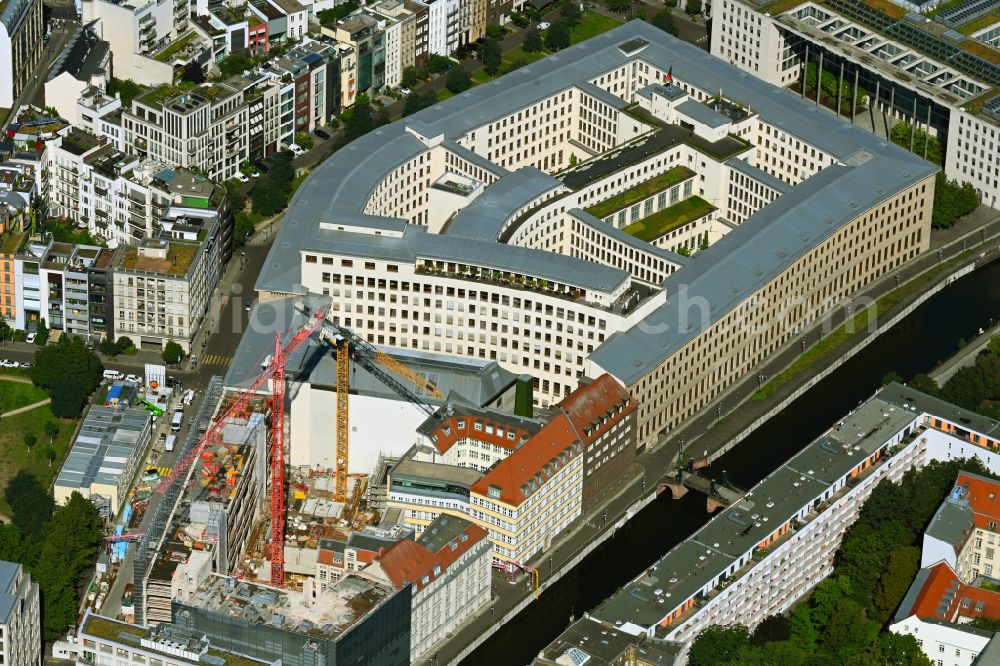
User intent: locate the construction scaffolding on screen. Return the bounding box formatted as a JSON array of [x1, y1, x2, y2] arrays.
[[133, 376, 224, 626]]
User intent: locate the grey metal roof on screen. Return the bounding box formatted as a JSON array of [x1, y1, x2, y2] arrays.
[[257, 21, 938, 384], [590, 155, 936, 384], [894, 566, 934, 623], [637, 83, 686, 102], [0, 561, 20, 622], [675, 99, 729, 128], [54, 405, 150, 493], [591, 384, 950, 632], [725, 157, 791, 195], [417, 514, 476, 553], [924, 499, 974, 554], [973, 634, 1000, 665], [390, 455, 483, 487], [446, 167, 562, 241]]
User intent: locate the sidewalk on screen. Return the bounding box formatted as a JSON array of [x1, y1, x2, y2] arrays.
[[0, 398, 51, 419]]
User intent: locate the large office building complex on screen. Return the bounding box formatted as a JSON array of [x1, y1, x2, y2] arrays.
[[255, 21, 937, 453], [711, 0, 1000, 209]]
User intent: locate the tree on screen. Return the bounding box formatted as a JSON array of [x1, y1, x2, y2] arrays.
[[98, 336, 118, 357], [881, 370, 903, 386], [932, 173, 979, 229], [180, 62, 206, 84], [486, 24, 505, 40], [481, 38, 502, 76], [3, 471, 53, 540], [31, 335, 103, 418], [163, 340, 185, 366], [908, 373, 940, 396], [403, 91, 437, 116], [606, 0, 630, 13], [426, 54, 453, 73], [874, 546, 920, 623], [446, 66, 472, 94], [685, 0, 702, 14], [41, 445, 56, 468], [523, 28, 543, 53], [890, 123, 943, 166], [35, 317, 48, 345], [34, 492, 103, 641], [750, 614, 792, 645], [970, 616, 1000, 632], [44, 420, 59, 444], [561, 1, 581, 27], [216, 53, 258, 79], [23, 432, 36, 452], [510, 11, 530, 27], [545, 21, 570, 51], [108, 78, 143, 107], [0, 524, 36, 568], [115, 336, 135, 355], [317, 1, 359, 27], [688, 625, 751, 666], [401, 66, 419, 89], [941, 365, 988, 410], [651, 9, 678, 35], [664, 0, 678, 6], [234, 211, 256, 246]]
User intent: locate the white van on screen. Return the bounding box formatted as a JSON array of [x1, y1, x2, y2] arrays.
[[182, 389, 195, 406], [103, 369, 122, 381], [164, 435, 177, 452], [171, 410, 184, 432]]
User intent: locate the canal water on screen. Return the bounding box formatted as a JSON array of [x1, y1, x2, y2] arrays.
[[462, 258, 1000, 666]]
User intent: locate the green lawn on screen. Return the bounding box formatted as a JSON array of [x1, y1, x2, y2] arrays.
[[0, 403, 75, 514], [586, 166, 696, 219], [622, 196, 716, 242], [503, 45, 546, 68], [437, 88, 456, 102], [0, 382, 48, 413], [0, 367, 29, 378], [154, 31, 197, 63], [570, 11, 623, 44], [471, 69, 493, 84]]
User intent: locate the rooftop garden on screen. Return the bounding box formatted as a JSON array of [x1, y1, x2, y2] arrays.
[[0, 230, 27, 255], [586, 166, 696, 219], [119, 242, 198, 275], [686, 133, 753, 161], [153, 31, 197, 62], [960, 38, 1000, 65], [957, 10, 1000, 35], [622, 196, 715, 242], [137, 80, 199, 108]]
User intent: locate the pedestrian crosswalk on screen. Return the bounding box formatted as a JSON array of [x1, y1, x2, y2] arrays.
[[201, 354, 232, 367]]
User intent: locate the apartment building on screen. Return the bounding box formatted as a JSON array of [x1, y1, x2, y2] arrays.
[[424, 0, 458, 56], [82, 0, 187, 86], [371, 0, 418, 86], [315, 524, 414, 590], [891, 560, 1000, 664], [333, 13, 386, 94], [111, 229, 222, 352], [76, 612, 277, 666], [76, 88, 126, 150], [923, 471, 1000, 582], [0, 0, 44, 107], [538, 384, 1000, 662], [259, 23, 935, 444], [248, 0, 307, 41], [271, 40, 342, 136], [711, 0, 1000, 209], [122, 78, 251, 183], [0, 563, 39, 666], [376, 514, 491, 663]]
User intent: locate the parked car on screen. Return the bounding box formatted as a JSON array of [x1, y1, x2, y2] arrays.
[[538, 21, 551, 30], [190, 355, 198, 368], [289, 143, 305, 156], [400, 87, 411, 95], [236, 173, 250, 183], [250, 169, 260, 178], [315, 129, 330, 140], [0, 359, 16, 368], [25, 332, 36, 343], [125, 373, 142, 384], [20, 362, 32, 369]]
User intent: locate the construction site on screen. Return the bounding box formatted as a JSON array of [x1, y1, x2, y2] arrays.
[[121, 302, 443, 630]]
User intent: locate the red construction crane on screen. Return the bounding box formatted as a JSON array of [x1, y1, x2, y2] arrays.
[[155, 305, 326, 587]]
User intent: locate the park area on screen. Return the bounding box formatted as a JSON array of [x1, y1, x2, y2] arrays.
[[0, 375, 75, 516]]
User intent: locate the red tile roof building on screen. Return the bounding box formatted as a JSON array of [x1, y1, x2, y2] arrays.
[[923, 472, 1000, 583], [559, 373, 637, 509], [375, 515, 490, 662]]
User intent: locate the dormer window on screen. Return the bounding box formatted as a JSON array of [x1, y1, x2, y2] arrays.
[[488, 485, 501, 499]]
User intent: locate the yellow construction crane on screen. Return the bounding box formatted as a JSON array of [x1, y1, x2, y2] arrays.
[[315, 319, 442, 501]]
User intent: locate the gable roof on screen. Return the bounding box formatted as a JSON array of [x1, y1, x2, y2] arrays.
[[377, 515, 487, 592], [957, 471, 1000, 530], [559, 373, 634, 444], [896, 561, 1000, 624], [469, 412, 581, 506]]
